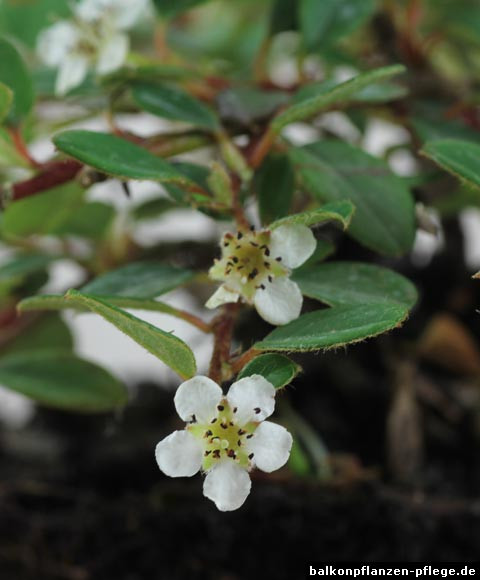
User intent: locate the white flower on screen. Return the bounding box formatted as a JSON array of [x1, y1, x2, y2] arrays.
[[206, 224, 316, 326], [36, 0, 149, 95], [155, 375, 293, 512]]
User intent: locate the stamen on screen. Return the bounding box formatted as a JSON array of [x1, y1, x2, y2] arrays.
[[210, 418, 217, 424], [250, 242, 259, 247], [254, 407, 261, 414], [204, 429, 213, 437], [268, 275, 273, 283], [227, 449, 236, 458], [213, 449, 221, 458], [220, 422, 228, 430], [232, 256, 239, 263], [248, 453, 254, 459], [248, 268, 259, 280], [217, 405, 224, 411], [246, 434, 253, 439], [276, 256, 282, 262], [238, 429, 246, 435], [190, 414, 197, 423], [204, 450, 211, 456], [237, 440, 242, 446], [264, 262, 270, 268], [233, 407, 238, 413], [237, 232, 243, 240]]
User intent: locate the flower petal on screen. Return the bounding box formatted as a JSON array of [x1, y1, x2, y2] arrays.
[[37, 21, 79, 66], [254, 277, 302, 326], [55, 54, 89, 95], [174, 375, 223, 423], [96, 33, 128, 75], [247, 421, 292, 473], [227, 374, 275, 424], [205, 285, 239, 310], [155, 430, 203, 477], [270, 224, 316, 269], [112, 0, 150, 29], [203, 461, 251, 511]]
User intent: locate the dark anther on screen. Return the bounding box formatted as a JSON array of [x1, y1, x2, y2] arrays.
[[237, 265, 244, 270], [250, 242, 259, 247], [236, 245, 241, 250], [229, 421, 234, 426], [248, 453, 254, 459], [237, 440, 242, 446], [264, 261, 270, 268], [204, 450, 212, 456], [268, 275, 273, 283], [227, 449, 236, 458], [250, 225, 255, 231], [246, 434, 253, 439], [190, 414, 197, 423], [217, 404, 224, 411], [205, 430, 213, 437], [248, 268, 259, 280], [237, 232, 243, 239], [254, 407, 261, 414], [233, 407, 238, 413], [226, 268, 232, 275], [276, 256, 282, 261], [220, 422, 228, 430], [232, 256, 239, 263], [259, 284, 266, 290], [265, 247, 270, 256], [213, 449, 221, 458], [223, 242, 229, 247], [238, 429, 246, 435]]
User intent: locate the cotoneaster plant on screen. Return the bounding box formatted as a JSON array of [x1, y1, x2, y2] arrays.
[[7, 0, 473, 514]]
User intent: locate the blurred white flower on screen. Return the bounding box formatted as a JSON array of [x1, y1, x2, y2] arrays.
[[155, 374, 292, 511], [206, 224, 316, 325], [37, 0, 149, 95]]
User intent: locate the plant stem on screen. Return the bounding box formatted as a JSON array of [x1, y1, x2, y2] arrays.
[[229, 346, 261, 376], [208, 303, 239, 383]]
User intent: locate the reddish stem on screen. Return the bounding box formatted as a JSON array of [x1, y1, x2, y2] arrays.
[[208, 303, 239, 384], [11, 160, 83, 202]]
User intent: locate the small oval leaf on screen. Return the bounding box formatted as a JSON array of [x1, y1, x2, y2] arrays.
[[421, 139, 480, 191], [53, 130, 194, 185], [237, 353, 301, 389]]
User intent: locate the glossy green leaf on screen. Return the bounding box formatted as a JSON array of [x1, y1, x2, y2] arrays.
[[255, 153, 295, 224], [255, 303, 409, 352], [132, 82, 219, 130], [2, 183, 85, 237], [237, 353, 301, 389], [53, 131, 194, 185], [65, 290, 197, 379], [81, 262, 194, 298], [290, 140, 415, 255], [293, 79, 407, 105], [0, 36, 34, 122], [0, 350, 127, 412], [272, 65, 406, 132], [421, 139, 480, 190], [269, 200, 354, 231], [0, 81, 12, 123], [293, 262, 417, 308], [0, 313, 73, 356]]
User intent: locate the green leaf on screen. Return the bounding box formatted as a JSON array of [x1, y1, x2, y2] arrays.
[[0, 36, 34, 122], [81, 262, 194, 298], [299, 0, 376, 49], [270, 0, 297, 34], [255, 153, 295, 224], [53, 131, 194, 185], [272, 64, 406, 132], [293, 262, 417, 308], [290, 140, 415, 256], [0, 81, 12, 123], [0, 350, 127, 412], [2, 183, 85, 238], [152, 0, 211, 18], [53, 202, 115, 239], [132, 197, 178, 221], [237, 353, 301, 389], [0, 313, 73, 356], [0, 0, 71, 48], [132, 82, 219, 130], [65, 290, 197, 379], [255, 303, 409, 352], [269, 200, 354, 231], [293, 79, 407, 105], [421, 139, 480, 190]]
